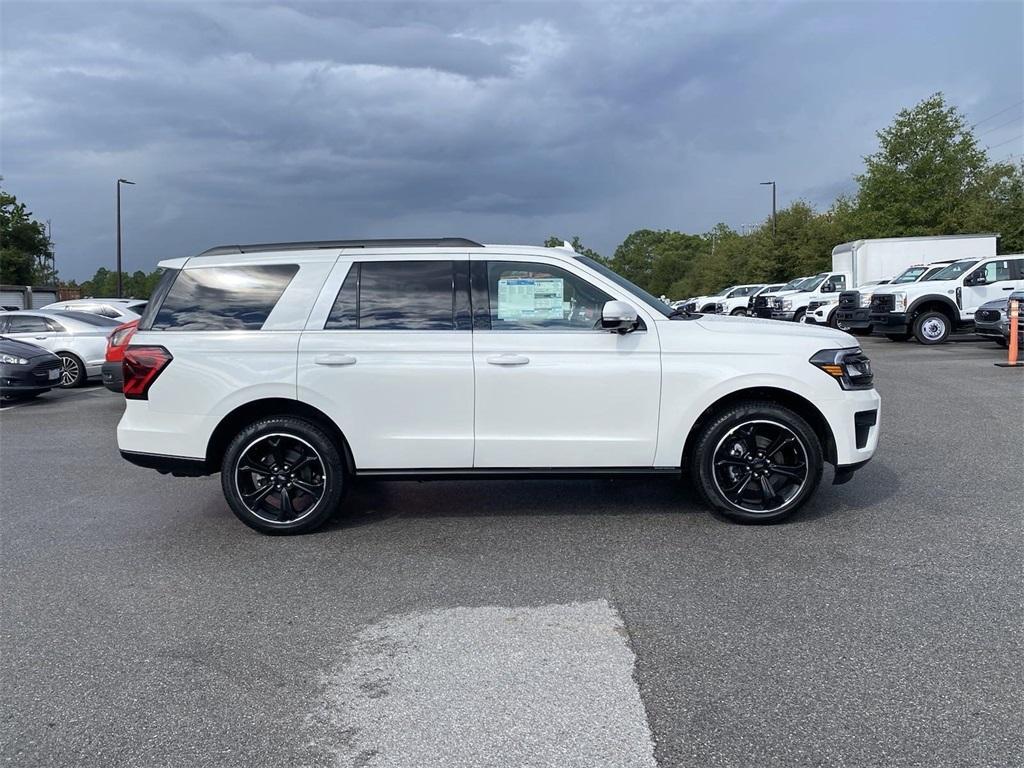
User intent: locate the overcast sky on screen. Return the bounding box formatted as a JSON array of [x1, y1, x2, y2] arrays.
[[2, 1, 1022, 280]]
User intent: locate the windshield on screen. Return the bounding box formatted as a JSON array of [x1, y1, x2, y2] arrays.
[[778, 278, 807, 291], [791, 275, 824, 292], [576, 256, 674, 317], [927, 259, 978, 281], [891, 266, 928, 284]]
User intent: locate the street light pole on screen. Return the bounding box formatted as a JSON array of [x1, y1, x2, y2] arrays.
[[760, 180, 776, 238], [116, 178, 135, 298]]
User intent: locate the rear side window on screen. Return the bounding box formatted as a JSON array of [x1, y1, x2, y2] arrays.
[[151, 264, 298, 331], [6, 315, 51, 333], [325, 261, 461, 331]]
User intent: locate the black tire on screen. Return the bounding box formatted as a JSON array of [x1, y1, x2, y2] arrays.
[[793, 309, 806, 324], [884, 332, 910, 342], [828, 310, 840, 329], [913, 311, 951, 345], [690, 401, 823, 524], [730, 308, 747, 316], [221, 416, 346, 535], [57, 353, 85, 388]]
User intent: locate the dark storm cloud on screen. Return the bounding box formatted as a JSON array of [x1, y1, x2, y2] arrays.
[[1, 1, 1021, 279]]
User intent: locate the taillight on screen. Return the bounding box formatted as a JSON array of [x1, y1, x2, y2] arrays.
[[123, 346, 172, 400], [110, 325, 136, 347]]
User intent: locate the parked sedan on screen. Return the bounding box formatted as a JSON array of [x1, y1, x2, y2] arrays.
[[975, 291, 1024, 348], [0, 310, 121, 387], [0, 336, 62, 401], [101, 319, 139, 392]]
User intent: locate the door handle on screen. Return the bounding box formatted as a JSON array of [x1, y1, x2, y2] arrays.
[[34, 336, 48, 340], [314, 354, 357, 366], [1001, 286, 1014, 290], [486, 354, 530, 366]]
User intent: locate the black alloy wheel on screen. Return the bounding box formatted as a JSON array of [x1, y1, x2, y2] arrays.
[[692, 402, 823, 523], [222, 416, 345, 534]]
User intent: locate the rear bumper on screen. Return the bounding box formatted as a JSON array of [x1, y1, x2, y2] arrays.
[[119, 450, 211, 477], [102, 361, 123, 393]]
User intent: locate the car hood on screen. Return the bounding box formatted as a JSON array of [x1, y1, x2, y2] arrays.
[[978, 297, 1008, 311], [0, 337, 58, 360], [872, 279, 957, 296], [688, 313, 855, 345]]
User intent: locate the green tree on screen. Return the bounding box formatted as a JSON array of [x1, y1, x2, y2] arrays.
[[0, 184, 53, 285], [853, 92, 989, 237], [608, 229, 707, 296]]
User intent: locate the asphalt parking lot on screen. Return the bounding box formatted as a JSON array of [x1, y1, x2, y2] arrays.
[[1, 335, 1021, 768]]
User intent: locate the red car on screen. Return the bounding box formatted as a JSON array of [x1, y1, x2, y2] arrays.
[[101, 319, 138, 393]]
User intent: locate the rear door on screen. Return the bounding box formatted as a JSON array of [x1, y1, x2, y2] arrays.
[[470, 255, 661, 468], [298, 254, 474, 469]]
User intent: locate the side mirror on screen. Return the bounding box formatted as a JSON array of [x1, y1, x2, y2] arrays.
[[601, 300, 638, 333], [821, 282, 835, 293], [966, 273, 987, 286]]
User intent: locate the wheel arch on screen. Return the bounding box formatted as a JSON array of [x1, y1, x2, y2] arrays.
[[205, 398, 355, 474], [681, 387, 838, 469], [908, 296, 958, 324]]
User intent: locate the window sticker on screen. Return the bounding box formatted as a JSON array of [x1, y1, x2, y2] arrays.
[[497, 278, 565, 321]]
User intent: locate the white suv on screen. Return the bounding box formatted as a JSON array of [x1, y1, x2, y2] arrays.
[[118, 239, 881, 534]]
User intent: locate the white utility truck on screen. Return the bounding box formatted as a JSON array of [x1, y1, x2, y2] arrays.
[[770, 234, 998, 323]]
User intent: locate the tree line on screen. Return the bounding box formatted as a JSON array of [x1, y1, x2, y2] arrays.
[[2, 93, 1020, 302]]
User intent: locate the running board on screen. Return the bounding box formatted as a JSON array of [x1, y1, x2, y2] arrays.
[[354, 467, 681, 481]]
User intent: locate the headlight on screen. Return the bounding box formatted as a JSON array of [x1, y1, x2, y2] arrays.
[[859, 293, 873, 308], [1, 354, 29, 365], [782, 299, 793, 310], [892, 292, 907, 312], [810, 348, 874, 390]]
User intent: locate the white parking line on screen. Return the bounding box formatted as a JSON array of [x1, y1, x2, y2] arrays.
[[308, 600, 657, 768]]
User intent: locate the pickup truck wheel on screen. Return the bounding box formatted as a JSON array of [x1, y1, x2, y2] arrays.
[[691, 402, 823, 524], [221, 416, 345, 535], [730, 308, 747, 316], [793, 309, 806, 324], [913, 311, 951, 345]]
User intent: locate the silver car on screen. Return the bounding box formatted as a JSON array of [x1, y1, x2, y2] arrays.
[[40, 298, 146, 323], [0, 310, 121, 387]]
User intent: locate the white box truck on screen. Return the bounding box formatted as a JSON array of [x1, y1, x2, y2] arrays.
[[770, 234, 998, 323]]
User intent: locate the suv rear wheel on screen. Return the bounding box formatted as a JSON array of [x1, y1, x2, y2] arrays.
[[691, 401, 823, 524], [221, 416, 345, 534], [913, 311, 951, 345]]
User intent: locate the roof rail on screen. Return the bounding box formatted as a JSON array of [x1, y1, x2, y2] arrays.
[[196, 238, 484, 257]]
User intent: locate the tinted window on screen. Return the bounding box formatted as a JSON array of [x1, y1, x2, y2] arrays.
[[6, 315, 51, 333], [828, 275, 846, 290], [325, 261, 456, 331], [138, 269, 176, 330], [152, 264, 298, 331], [484, 261, 612, 331]]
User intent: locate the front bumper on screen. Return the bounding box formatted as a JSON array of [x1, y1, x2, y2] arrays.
[[836, 308, 871, 330], [869, 312, 910, 333], [1, 358, 61, 397], [771, 311, 796, 321], [818, 388, 881, 468], [102, 361, 123, 393]]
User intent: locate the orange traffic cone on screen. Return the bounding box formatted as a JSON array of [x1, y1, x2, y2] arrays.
[[995, 297, 1023, 368]]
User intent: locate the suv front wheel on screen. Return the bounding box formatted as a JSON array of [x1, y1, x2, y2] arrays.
[[691, 402, 823, 524], [221, 416, 345, 534]]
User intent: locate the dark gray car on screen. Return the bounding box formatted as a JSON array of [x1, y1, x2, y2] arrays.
[[0, 336, 63, 401], [974, 291, 1024, 347]]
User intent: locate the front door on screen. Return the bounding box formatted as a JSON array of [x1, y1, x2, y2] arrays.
[[470, 257, 662, 468], [298, 255, 475, 469], [962, 258, 1021, 315], [1, 314, 59, 352]]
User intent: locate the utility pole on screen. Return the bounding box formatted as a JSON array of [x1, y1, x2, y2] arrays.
[[116, 178, 135, 298], [760, 180, 777, 238]]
